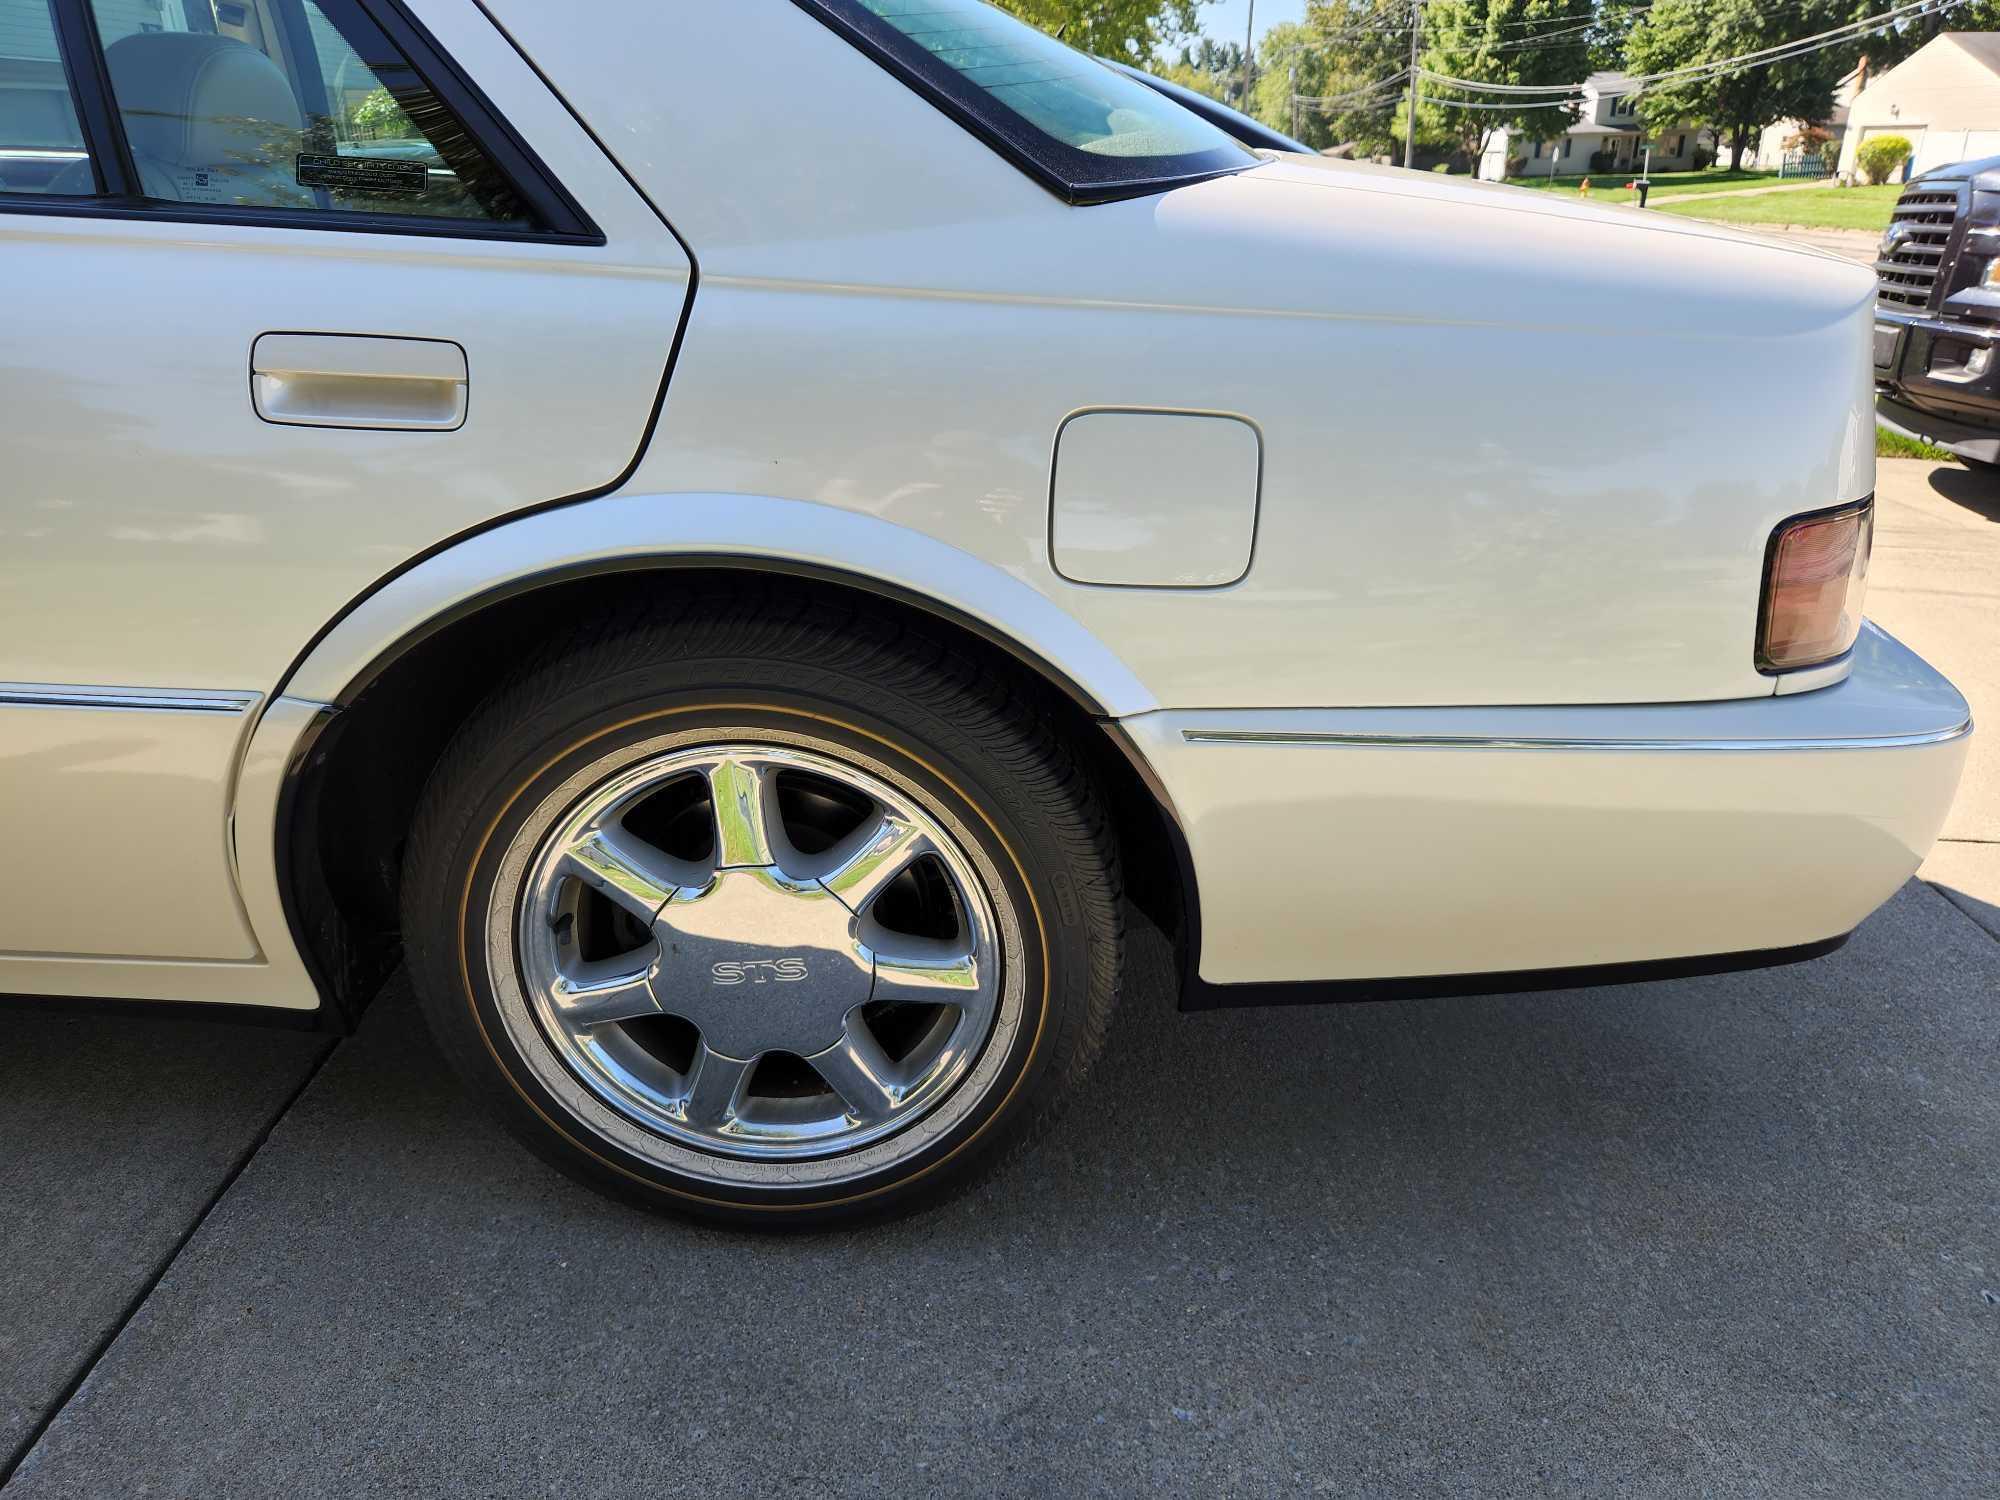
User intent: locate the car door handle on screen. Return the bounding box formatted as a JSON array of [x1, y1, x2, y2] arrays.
[[251, 333, 467, 431]]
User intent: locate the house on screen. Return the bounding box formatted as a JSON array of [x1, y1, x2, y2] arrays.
[[1749, 63, 1863, 173], [1836, 32, 2000, 179], [1477, 73, 1704, 182]]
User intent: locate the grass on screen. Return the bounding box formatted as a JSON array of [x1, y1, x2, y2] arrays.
[[1653, 183, 1902, 231], [1509, 168, 1790, 205], [1878, 424, 1959, 463]]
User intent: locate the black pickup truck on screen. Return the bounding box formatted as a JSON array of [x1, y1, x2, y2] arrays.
[[1876, 154, 2000, 467]]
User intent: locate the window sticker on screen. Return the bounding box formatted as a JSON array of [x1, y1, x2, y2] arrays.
[[173, 169, 229, 204], [295, 152, 429, 196]]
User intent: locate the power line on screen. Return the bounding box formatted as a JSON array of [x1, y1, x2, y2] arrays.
[[1293, 68, 1413, 109], [1278, 0, 1965, 138], [1417, 0, 1964, 98]]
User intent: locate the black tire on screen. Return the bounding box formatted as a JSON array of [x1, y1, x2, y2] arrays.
[[400, 591, 1121, 1228]]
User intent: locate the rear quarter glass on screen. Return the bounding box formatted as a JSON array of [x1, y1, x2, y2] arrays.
[[790, 0, 1254, 203]]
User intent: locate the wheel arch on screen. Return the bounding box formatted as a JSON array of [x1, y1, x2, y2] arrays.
[[261, 494, 1197, 1025]]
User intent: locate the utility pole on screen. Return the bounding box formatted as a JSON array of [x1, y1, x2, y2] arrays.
[[1241, 0, 1255, 117], [1404, 0, 1422, 169], [1290, 61, 1299, 143]]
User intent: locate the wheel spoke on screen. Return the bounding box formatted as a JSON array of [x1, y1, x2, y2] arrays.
[[680, 1043, 755, 1128], [560, 829, 687, 924], [817, 814, 932, 916], [549, 960, 661, 1028], [808, 1021, 902, 1125], [705, 756, 782, 869], [869, 933, 985, 1007]]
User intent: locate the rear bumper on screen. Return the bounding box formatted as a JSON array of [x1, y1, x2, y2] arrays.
[[1126, 623, 1970, 992]]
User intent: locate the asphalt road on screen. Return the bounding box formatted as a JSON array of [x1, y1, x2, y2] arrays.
[[2, 464, 1996, 1498]]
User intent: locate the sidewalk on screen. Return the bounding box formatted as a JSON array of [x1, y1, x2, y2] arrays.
[[1871, 459, 2000, 937], [1661, 179, 1842, 204]]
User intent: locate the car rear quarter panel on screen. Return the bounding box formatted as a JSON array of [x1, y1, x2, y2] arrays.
[[487, 0, 1879, 710]]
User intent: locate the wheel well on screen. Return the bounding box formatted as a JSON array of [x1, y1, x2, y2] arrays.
[[281, 565, 1194, 1024]]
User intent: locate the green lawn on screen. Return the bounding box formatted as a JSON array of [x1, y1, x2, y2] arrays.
[[1509, 168, 1790, 206], [1653, 183, 1902, 231], [1878, 425, 1959, 462]]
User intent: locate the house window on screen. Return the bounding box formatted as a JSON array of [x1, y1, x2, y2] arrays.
[[1563, 138, 1572, 158], [1674, 133, 1686, 154]]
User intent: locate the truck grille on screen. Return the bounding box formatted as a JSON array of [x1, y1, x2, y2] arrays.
[[1876, 185, 1961, 311]]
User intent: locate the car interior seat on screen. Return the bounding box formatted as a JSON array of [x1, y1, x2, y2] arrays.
[[47, 32, 307, 207]]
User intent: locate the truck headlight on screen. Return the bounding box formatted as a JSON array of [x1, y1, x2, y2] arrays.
[[1984, 257, 2000, 289], [1757, 499, 1872, 672]]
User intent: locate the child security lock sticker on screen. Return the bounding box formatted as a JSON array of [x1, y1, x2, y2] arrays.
[[296, 152, 429, 196]]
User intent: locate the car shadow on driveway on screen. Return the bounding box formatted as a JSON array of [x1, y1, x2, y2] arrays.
[[1926, 463, 2000, 523], [4, 881, 1996, 1499]]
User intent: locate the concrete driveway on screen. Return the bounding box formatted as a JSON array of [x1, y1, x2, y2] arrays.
[[3, 463, 1995, 1498]]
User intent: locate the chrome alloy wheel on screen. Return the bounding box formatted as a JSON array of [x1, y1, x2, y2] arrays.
[[492, 734, 1015, 1182]]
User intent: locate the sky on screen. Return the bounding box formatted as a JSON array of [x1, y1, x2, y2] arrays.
[[1197, 0, 1308, 49]]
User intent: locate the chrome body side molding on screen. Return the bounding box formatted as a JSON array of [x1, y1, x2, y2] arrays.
[[0, 683, 260, 713], [1182, 721, 1974, 752]]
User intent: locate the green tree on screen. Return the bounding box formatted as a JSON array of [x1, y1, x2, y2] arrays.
[[992, 0, 1210, 60], [348, 86, 411, 139], [1159, 59, 1229, 100], [1168, 37, 1247, 109], [1590, 0, 1650, 70], [1256, 2, 1410, 154], [1624, 0, 1854, 172], [1404, 0, 1595, 172], [1857, 0, 2000, 72]]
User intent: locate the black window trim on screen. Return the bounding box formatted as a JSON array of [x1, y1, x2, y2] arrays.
[[789, 0, 1257, 207], [2, 0, 603, 245]]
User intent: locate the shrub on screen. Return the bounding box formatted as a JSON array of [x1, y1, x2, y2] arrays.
[[1589, 148, 1615, 172], [1692, 145, 1715, 169], [1856, 134, 1913, 185], [348, 85, 413, 139]]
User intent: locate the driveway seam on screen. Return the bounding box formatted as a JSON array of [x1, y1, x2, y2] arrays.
[[0, 1038, 340, 1490]]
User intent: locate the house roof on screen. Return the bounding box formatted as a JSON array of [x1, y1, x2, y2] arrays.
[[1943, 32, 2000, 76], [1565, 121, 1642, 138]]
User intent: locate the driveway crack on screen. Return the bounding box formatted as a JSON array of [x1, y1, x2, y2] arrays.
[[0, 1038, 339, 1489]]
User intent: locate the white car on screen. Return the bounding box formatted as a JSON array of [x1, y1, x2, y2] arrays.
[[0, 0, 1970, 1225]]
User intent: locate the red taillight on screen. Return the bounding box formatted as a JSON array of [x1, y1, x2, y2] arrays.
[[1758, 499, 1872, 672]]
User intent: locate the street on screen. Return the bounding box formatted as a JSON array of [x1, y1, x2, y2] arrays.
[[2, 461, 1994, 1498]]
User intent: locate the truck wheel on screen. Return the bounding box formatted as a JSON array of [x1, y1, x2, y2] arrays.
[[400, 594, 1121, 1227]]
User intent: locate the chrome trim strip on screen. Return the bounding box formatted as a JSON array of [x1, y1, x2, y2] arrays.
[[0, 684, 260, 714], [1180, 720, 1974, 752]]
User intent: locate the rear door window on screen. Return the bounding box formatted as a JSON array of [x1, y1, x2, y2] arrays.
[[83, 0, 529, 223]]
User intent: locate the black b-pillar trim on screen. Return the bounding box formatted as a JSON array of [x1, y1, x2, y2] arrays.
[[47, 0, 140, 199]]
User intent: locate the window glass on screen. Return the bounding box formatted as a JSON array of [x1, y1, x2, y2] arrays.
[[0, 0, 93, 193], [85, 0, 528, 222], [799, 0, 1252, 202]]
